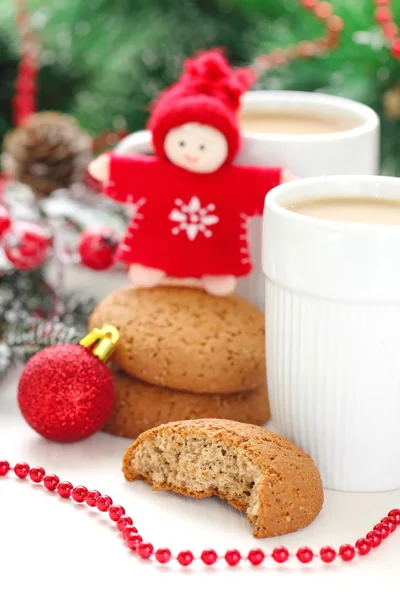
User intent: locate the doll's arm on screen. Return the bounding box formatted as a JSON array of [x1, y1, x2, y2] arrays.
[[234, 164, 294, 216], [89, 152, 159, 203]]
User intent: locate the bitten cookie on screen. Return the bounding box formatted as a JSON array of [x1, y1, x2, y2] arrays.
[[122, 419, 324, 538], [89, 286, 265, 394], [106, 371, 270, 439]]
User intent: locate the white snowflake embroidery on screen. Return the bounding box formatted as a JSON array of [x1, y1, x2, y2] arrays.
[[169, 196, 219, 241]]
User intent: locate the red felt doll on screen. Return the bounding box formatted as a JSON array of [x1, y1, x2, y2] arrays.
[[89, 50, 292, 296]]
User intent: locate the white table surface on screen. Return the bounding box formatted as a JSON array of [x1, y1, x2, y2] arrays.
[[1, 365, 399, 598]]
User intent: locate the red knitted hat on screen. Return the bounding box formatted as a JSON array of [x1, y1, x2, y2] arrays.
[[148, 49, 255, 165]]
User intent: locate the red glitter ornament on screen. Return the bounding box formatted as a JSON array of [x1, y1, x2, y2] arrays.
[[17, 325, 119, 443]]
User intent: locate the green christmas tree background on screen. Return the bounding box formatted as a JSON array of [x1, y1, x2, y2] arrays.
[[1, 0, 400, 173]]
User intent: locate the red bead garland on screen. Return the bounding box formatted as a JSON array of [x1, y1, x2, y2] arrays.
[[373, 0, 400, 57], [1, 460, 399, 569]]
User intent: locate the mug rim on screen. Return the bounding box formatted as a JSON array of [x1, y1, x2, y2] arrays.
[[241, 90, 379, 143], [265, 175, 400, 231]]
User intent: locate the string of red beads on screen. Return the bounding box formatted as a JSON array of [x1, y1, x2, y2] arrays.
[[1, 460, 399, 568], [373, 0, 400, 58], [253, 0, 343, 74]]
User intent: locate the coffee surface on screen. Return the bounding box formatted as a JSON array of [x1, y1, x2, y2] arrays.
[[287, 197, 400, 225], [239, 112, 359, 135]]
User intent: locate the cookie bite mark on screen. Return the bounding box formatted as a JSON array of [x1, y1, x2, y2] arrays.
[[122, 419, 324, 538]]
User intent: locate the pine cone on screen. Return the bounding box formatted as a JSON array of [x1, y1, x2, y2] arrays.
[[2, 112, 92, 198]]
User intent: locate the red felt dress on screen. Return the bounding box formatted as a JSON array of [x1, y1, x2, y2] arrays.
[[103, 153, 282, 278]]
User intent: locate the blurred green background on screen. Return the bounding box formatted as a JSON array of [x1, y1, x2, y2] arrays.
[[1, 0, 400, 173]]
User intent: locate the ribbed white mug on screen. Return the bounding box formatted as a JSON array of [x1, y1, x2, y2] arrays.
[[116, 91, 380, 310], [263, 175, 400, 492]]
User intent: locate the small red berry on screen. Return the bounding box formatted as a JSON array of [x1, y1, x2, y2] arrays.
[[0, 205, 11, 238], [0, 460, 11, 476], [225, 549, 241, 566], [137, 542, 154, 559], [78, 226, 119, 271], [339, 544, 355, 561], [355, 538, 371, 556], [57, 481, 73, 499], [366, 530, 382, 548], [155, 548, 171, 564], [3, 222, 50, 271], [320, 546, 336, 563], [201, 549, 218, 565], [373, 523, 390, 539], [388, 509, 400, 525], [29, 466, 45, 483], [272, 546, 289, 563], [117, 516, 133, 532], [14, 462, 30, 478], [381, 516, 396, 533], [296, 547, 314, 564], [72, 485, 88, 503], [177, 550, 194, 566], [96, 495, 112, 512], [43, 474, 59, 491], [248, 548, 265, 566], [109, 505, 125, 522], [86, 490, 101, 507]]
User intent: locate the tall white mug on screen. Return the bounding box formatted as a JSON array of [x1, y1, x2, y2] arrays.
[[263, 175, 400, 492], [116, 91, 380, 309]]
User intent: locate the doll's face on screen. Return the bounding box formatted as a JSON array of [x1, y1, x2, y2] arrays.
[[164, 123, 228, 173]]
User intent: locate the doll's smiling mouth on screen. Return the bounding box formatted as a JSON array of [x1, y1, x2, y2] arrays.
[[184, 154, 199, 163]]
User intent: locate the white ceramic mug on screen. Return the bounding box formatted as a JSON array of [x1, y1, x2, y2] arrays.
[[263, 175, 400, 492], [116, 91, 380, 309]]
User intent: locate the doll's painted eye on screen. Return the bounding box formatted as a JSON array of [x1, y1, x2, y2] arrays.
[[199, 144, 205, 151], [179, 141, 186, 147]]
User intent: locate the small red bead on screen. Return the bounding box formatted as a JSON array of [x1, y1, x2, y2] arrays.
[[109, 505, 125, 522], [373, 523, 390, 539], [86, 490, 101, 507], [375, 0, 389, 5], [388, 509, 400, 525], [155, 548, 172, 564], [381, 516, 397, 533], [314, 1, 333, 20], [117, 516, 133, 532], [301, 0, 317, 8], [57, 481, 73, 499], [137, 542, 154, 559], [225, 549, 241, 566], [320, 546, 336, 563], [339, 544, 355, 561], [29, 466, 45, 483], [96, 495, 112, 512], [248, 548, 265, 566], [177, 550, 194, 566], [391, 38, 400, 59], [296, 547, 314, 563], [43, 474, 59, 491], [14, 462, 29, 479], [123, 525, 139, 541], [72, 486, 88, 503], [366, 530, 382, 548], [125, 532, 142, 550], [272, 546, 289, 563], [375, 6, 392, 24], [201, 549, 218, 565], [355, 538, 371, 556], [383, 22, 398, 38], [0, 461, 11, 476]]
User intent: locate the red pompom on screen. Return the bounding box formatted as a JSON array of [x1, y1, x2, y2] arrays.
[[18, 344, 115, 443], [3, 221, 50, 270], [78, 226, 119, 270]]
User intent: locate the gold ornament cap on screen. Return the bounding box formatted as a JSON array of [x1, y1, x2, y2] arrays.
[[78, 325, 119, 363]]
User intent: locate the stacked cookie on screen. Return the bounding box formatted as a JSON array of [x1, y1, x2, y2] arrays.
[[89, 286, 269, 439]]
